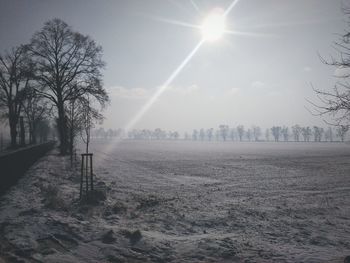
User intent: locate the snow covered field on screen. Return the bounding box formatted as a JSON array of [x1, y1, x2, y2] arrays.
[[0, 140, 350, 262]]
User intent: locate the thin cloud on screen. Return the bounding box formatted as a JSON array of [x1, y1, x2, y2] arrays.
[[227, 87, 240, 95], [108, 86, 152, 99], [303, 66, 312, 72], [251, 81, 265, 89]]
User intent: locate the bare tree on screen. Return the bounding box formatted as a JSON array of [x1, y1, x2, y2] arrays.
[[301, 126, 312, 142], [192, 129, 198, 141], [310, 7, 350, 129], [0, 46, 31, 148], [292, 124, 302, 142], [246, 128, 252, 141], [0, 129, 3, 151], [206, 128, 213, 141], [229, 128, 235, 141], [271, 126, 281, 142], [215, 129, 220, 141], [21, 87, 51, 144], [172, 131, 179, 140], [37, 119, 51, 143], [154, 128, 166, 140], [252, 125, 261, 141], [336, 125, 349, 142], [313, 126, 324, 142], [80, 96, 103, 153], [281, 126, 289, 142], [219, 124, 229, 141], [237, 125, 244, 142], [265, 128, 270, 141], [324, 126, 334, 142], [66, 97, 84, 157], [199, 128, 205, 141], [28, 19, 108, 154]]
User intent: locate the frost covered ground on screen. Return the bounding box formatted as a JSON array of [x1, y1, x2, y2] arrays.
[[0, 140, 350, 262]]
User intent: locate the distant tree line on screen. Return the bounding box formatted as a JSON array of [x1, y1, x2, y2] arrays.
[[93, 124, 349, 142], [189, 125, 348, 142], [0, 19, 109, 154]]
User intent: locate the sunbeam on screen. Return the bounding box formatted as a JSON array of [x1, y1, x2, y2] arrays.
[[235, 18, 343, 31], [224, 29, 278, 38], [223, 0, 240, 17], [189, 0, 200, 14], [97, 40, 204, 160], [124, 39, 204, 132], [101, 40, 204, 154], [149, 16, 200, 30]]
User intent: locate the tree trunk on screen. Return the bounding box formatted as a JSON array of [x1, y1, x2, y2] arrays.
[[70, 127, 74, 155], [57, 102, 68, 154], [20, 116, 25, 147], [32, 123, 37, 144], [9, 117, 18, 148], [69, 100, 75, 158], [29, 126, 33, 144], [69, 118, 74, 165], [0, 132, 3, 151]]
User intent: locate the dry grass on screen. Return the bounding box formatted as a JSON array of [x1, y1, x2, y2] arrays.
[[41, 184, 68, 211]]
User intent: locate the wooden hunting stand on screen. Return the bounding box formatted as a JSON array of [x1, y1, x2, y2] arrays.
[[80, 153, 94, 199]]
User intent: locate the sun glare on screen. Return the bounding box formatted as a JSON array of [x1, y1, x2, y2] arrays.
[[201, 10, 226, 41]]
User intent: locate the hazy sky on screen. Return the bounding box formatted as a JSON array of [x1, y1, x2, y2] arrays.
[[0, 0, 347, 131]]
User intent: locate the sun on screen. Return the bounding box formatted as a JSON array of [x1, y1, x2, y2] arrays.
[[201, 10, 226, 41]]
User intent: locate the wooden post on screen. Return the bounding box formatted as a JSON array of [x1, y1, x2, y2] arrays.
[[80, 153, 94, 200], [85, 154, 88, 196], [90, 154, 93, 191], [80, 155, 84, 198], [70, 148, 73, 166]]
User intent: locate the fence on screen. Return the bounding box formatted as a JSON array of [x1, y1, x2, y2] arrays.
[[0, 141, 56, 195]]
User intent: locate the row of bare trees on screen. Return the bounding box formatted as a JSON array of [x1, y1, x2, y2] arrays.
[[0, 19, 109, 154], [0, 45, 53, 148], [269, 125, 348, 142], [189, 125, 348, 142], [95, 125, 348, 142], [91, 128, 179, 141], [127, 129, 180, 140]]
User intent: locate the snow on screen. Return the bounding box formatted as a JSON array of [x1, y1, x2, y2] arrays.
[[0, 140, 349, 262]]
